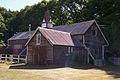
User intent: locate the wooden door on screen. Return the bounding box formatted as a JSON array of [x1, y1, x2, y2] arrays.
[[32, 46, 47, 65]]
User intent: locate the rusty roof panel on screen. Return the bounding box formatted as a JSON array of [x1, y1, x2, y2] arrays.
[[39, 27, 74, 46]]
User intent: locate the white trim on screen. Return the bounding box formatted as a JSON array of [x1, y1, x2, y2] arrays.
[[25, 46, 28, 64], [68, 47, 71, 53], [83, 35, 85, 44], [26, 46, 28, 56], [71, 47, 73, 53], [102, 45, 108, 60]]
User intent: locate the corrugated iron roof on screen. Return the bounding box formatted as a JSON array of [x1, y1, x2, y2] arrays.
[[8, 31, 34, 40], [39, 27, 74, 46], [52, 20, 95, 35]]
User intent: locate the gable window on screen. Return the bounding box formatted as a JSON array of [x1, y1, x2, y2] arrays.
[[36, 33, 41, 45], [91, 26, 97, 36], [92, 29, 97, 36]]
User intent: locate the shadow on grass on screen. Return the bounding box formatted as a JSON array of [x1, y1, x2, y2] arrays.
[[70, 64, 97, 69], [70, 64, 120, 79], [9, 63, 120, 79], [9, 63, 64, 70]]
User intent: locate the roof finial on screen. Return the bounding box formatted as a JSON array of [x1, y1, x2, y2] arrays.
[[41, 9, 53, 28]]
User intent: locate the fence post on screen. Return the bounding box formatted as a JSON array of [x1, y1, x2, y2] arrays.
[[5, 54, 7, 61], [0, 54, 1, 61], [10, 55, 13, 63], [18, 55, 20, 63]]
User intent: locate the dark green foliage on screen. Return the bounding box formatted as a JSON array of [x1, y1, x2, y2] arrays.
[[85, 0, 120, 53]]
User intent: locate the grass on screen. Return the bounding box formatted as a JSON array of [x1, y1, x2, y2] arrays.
[[0, 63, 120, 80]]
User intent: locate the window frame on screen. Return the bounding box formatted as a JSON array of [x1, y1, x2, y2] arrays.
[[67, 47, 74, 56], [91, 29, 97, 36], [36, 33, 41, 45]]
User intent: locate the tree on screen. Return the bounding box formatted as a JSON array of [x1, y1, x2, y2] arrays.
[[0, 13, 6, 47], [0, 13, 6, 32]]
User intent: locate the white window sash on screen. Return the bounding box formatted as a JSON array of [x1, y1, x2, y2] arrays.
[[36, 34, 41, 45]]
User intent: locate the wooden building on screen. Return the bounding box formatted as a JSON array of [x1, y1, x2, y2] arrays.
[[25, 20, 109, 66], [8, 10, 109, 66], [7, 31, 34, 55], [25, 28, 74, 65]]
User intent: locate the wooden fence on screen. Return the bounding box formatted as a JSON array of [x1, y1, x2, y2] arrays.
[[0, 54, 27, 64]]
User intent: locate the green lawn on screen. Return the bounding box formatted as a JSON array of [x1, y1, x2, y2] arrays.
[[0, 63, 120, 80]]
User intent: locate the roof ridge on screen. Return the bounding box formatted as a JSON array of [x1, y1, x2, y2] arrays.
[[38, 27, 70, 34], [52, 20, 95, 28]]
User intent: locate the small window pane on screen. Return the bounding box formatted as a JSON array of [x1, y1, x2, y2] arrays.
[[92, 30, 97, 36], [36, 34, 41, 45], [68, 47, 71, 53]]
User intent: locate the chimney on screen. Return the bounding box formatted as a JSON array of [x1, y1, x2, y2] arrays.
[[28, 24, 31, 38], [41, 10, 53, 28], [29, 24, 31, 31]]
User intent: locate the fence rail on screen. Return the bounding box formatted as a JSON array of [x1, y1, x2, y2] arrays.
[[0, 54, 27, 64]]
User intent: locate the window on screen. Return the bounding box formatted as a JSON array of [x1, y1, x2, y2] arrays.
[[91, 26, 97, 36], [36, 34, 41, 45], [68, 47, 71, 53], [71, 47, 73, 53], [68, 47, 74, 53], [92, 29, 97, 36], [14, 44, 22, 49]]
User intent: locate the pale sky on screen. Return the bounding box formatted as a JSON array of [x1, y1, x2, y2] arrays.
[[0, 0, 49, 11]]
